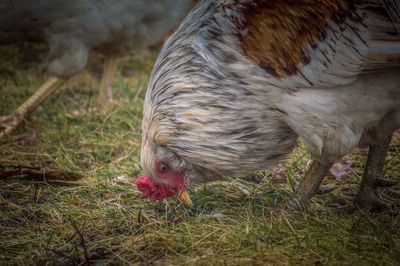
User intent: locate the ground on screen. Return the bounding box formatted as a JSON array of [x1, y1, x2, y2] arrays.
[[0, 45, 399, 265]]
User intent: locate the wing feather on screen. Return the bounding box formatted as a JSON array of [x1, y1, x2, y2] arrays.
[[225, 0, 400, 88]]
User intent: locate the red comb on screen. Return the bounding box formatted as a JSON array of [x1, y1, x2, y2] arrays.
[[135, 176, 176, 201]]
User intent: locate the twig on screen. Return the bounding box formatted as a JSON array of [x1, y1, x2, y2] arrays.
[[70, 220, 90, 265], [0, 164, 82, 181]]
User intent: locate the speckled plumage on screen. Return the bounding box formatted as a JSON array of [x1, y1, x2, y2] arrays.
[[141, 0, 400, 193]]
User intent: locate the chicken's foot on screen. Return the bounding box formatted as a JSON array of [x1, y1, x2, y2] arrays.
[[355, 132, 397, 211], [97, 56, 120, 110], [287, 161, 331, 210], [0, 77, 66, 139]]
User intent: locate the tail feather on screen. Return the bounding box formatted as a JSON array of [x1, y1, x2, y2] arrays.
[[364, 0, 400, 71], [382, 0, 400, 31]]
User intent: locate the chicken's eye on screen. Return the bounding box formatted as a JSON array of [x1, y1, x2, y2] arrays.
[[159, 162, 169, 174]]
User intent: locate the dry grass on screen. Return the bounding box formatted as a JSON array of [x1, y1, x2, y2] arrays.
[[0, 44, 399, 265]]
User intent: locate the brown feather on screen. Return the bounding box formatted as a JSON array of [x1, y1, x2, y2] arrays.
[[229, 0, 357, 78]]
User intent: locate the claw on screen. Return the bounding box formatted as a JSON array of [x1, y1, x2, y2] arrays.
[[374, 177, 398, 188], [286, 199, 302, 211], [355, 192, 391, 212], [0, 77, 66, 139], [0, 113, 25, 139], [317, 184, 338, 195], [0, 115, 12, 124]]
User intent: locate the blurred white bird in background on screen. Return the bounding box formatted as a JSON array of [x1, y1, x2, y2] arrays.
[[0, 0, 195, 139]]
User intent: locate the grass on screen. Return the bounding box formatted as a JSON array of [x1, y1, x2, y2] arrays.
[[0, 44, 399, 265]]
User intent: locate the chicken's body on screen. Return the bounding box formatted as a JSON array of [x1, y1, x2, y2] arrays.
[[0, 0, 194, 138], [140, 0, 400, 210]]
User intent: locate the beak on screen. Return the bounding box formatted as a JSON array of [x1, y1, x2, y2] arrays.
[[178, 189, 192, 206]]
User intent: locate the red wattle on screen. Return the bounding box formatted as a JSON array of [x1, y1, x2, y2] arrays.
[[135, 175, 177, 201]]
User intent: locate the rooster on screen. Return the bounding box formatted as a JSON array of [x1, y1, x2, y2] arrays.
[[138, 0, 400, 211], [0, 0, 195, 139]]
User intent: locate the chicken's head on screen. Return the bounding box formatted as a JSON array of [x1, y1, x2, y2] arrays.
[[138, 143, 193, 205], [136, 134, 217, 205]]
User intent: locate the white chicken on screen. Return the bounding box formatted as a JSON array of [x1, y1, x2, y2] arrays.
[[0, 0, 194, 139], [138, 0, 400, 211]]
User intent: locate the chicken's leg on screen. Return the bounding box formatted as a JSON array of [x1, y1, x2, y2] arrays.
[[97, 56, 120, 110], [355, 133, 397, 211], [0, 77, 66, 139], [287, 161, 331, 210]]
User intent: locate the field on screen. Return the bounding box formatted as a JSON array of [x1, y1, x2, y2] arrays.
[[1, 45, 399, 265]]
